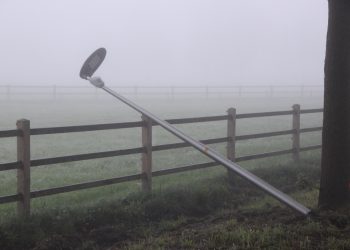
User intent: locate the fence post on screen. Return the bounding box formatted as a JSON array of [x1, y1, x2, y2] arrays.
[[6, 85, 11, 100], [292, 104, 301, 162], [53, 85, 57, 100], [141, 115, 152, 192], [238, 86, 242, 97], [170, 87, 174, 99], [227, 108, 236, 179], [301, 85, 304, 97], [16, 119, 31, 217], [269, 85, 274, 97]]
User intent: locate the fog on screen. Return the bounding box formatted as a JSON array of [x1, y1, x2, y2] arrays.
[[0, 0, 327, 87]]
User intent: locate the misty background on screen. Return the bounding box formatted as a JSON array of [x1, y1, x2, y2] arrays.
[[0, 0, 327, 87]]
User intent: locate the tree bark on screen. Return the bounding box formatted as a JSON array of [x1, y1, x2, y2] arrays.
[[319, 0, 350, 208]]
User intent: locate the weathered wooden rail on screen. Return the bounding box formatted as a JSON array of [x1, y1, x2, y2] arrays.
[[0, 105, 323, 217]]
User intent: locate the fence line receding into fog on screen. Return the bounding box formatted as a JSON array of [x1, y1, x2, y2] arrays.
[[0, 85, 324, 99]]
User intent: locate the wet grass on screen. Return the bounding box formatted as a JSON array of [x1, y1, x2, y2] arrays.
[[0, 97, 329, 249], [2, 157, 349, 250]]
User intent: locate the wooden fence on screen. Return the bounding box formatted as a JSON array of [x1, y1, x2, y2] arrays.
[[0, 84, 324, 99], [0, 105, 323, 217]]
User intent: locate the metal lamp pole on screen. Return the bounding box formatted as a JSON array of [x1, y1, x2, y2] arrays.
[[80, 48, 311, 216]]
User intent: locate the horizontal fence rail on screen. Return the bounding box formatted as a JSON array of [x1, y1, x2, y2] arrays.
[[236, 129, 294, 141], [0, 129, 20, 138], [30, 174, 142, 199], [30, 121, 143, 135], [0, 105, 323, 217], [0, 194, 21, 205], [30, 147, 145, 167], [236, 110, 294, 119], [0, 84, 324, 99]]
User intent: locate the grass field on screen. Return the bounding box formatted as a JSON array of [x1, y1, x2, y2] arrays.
[[3, 157, 350, 250], [0, 95, 323, 220], [3, 95, 346, 250]]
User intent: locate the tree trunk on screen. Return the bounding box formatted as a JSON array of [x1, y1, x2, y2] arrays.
[[319, 0, 350, 208]]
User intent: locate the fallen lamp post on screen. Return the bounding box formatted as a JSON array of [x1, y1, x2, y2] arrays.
[[79, 48, 311, 216]]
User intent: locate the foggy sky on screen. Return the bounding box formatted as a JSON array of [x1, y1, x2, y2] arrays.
[[0, 0, 327, 87]]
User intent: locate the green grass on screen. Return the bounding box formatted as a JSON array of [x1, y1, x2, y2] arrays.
[[1, 157, 350, 250], [0, 96, 329, 249]]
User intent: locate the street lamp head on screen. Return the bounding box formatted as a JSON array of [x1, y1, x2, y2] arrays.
[[79, 48, 106, 80]]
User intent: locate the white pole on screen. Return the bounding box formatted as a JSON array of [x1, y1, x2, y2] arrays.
[[86, 76, 310, 216]]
